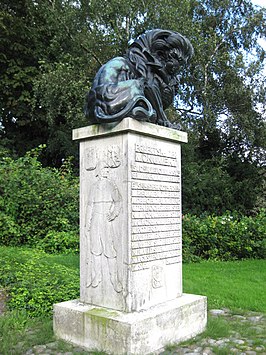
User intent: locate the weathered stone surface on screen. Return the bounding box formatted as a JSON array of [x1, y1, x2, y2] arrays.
[[75, 118, 187, 312], [209, 309, 227, 316], [53, 118, 207, 354], [72, 117, 188, 142], [54, 295, 207, 355]]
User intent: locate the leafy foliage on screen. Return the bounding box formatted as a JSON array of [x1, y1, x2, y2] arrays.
[[182, 209, 266, 262], [0, 0, 265, 212], [37, 230, 79, 254], [0, 146, 79, 247], [0, 247, 79, 317], [182, 154, 265, 215]]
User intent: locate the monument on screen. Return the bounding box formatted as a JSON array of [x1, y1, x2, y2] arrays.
[[53, 29, 207, 354]]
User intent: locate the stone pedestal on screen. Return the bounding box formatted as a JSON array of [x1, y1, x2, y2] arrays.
[[53, 118, 207, 354]]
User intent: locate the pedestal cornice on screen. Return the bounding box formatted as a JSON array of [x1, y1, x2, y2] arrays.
[[72, 117, 188, 143]]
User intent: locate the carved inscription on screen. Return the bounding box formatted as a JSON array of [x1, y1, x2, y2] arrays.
[[131, 143, 182, 272]]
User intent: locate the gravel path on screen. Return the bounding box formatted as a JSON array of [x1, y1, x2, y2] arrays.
[[20, 309, 265, 355]]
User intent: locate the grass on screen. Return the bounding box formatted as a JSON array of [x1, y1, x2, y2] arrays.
[[46, 252, 80, 269], [0, 246, 265, 354], [165, 310, 266, 354], [0, 310, 103, 354], [0, 245, 80, 269], [183, 259, 266, 312], [0, 310, 53, 354]]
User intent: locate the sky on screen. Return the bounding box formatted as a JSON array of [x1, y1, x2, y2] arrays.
[[251, 0, 266, 7], [250, 0, 266, 78], [251, 0, 266, 50]]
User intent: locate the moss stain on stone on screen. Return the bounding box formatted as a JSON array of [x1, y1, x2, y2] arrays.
[[86, 307, 120, 330], [86, 307, 120, 318]]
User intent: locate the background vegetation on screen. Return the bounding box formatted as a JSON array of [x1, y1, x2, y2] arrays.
[[0, 4, 265, 355], [0, 146, 264, 262], [0, 0, 265, 215], [182, 210, 266, 262], [0, 146, 79, 250]]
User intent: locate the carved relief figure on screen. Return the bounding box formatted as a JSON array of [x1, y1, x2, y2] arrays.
[[152, 265, 164, 288], [85, 160, 122, 293], [85, 29, 193, 129], [85, 147, 97, 171]]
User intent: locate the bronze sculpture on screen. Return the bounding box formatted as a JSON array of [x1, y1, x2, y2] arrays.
[[85, 29, 193, 128]]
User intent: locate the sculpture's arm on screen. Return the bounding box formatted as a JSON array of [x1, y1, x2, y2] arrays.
[[107, 183, 122, 222], [85, 194, 94, 233]]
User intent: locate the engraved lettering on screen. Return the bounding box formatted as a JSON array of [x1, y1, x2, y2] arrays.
[[132, 164, 180, 176], [166, 256, 181, 265], [132, 204, 181, 212], [130, 143, 182, 272], [132, 218, 180, 227], [132, 230, 180, 241], [135, 144, 177, 159], [132, 172, 180, 182], [132, 190, 179, 198], [132, 237, 180, 249], [132, 244, 180, 257], [131, 256, 181, 271], [132, 224, 180, 234], [132, 181, 179, 191], [132, 250, 181, 263], [132, 211, 180, 219], [132, 197, 180, 205], [135, 152, 177, 167]]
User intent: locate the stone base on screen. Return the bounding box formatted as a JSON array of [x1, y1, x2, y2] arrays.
[[53, 293, 207, 355]]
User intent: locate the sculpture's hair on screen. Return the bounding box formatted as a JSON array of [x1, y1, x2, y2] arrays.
[[126, 29, 194, 78], [85, 28, 193, 127]]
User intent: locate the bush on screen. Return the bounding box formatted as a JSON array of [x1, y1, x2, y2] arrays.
[[0, 247, 79, 317], [36, 230, 79, 254], [0, 212, 21, 246], [182, 209, 266, 262], [0, 146, 79, 248]]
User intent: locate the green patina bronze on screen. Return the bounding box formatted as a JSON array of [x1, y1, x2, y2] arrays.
[[85, 29, 193, 129]]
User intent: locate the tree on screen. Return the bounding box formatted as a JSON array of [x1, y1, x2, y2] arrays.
[[0, 0, 265, 212]]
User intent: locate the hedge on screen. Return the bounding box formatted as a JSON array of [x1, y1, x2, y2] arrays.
[[182, 210, 266, 262]]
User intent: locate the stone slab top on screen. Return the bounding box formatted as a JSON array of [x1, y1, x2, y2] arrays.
[[54, 293, 206, 323], [72, 117, 188, 143]]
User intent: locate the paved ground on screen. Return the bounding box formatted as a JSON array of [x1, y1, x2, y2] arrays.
[[20, 309, 265, 355]]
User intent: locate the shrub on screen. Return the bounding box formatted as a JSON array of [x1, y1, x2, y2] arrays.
[[0, 146, 79, 248], [182, 209, 266, 262], [0, 247, 79, 317], [36, 230, 79, 254], [0, 212, 21, 246]]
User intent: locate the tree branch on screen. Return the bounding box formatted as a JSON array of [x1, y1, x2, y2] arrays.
[[47, 0, 103, 66]]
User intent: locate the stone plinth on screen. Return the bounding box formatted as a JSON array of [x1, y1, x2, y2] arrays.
[[53, 118, 207, 354], [54, 294, 207, 355]]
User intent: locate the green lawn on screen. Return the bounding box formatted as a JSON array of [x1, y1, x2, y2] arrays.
[[183, 259, 266, 312], [1, 247, 265, 313], [0, 247, 265, 354]]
